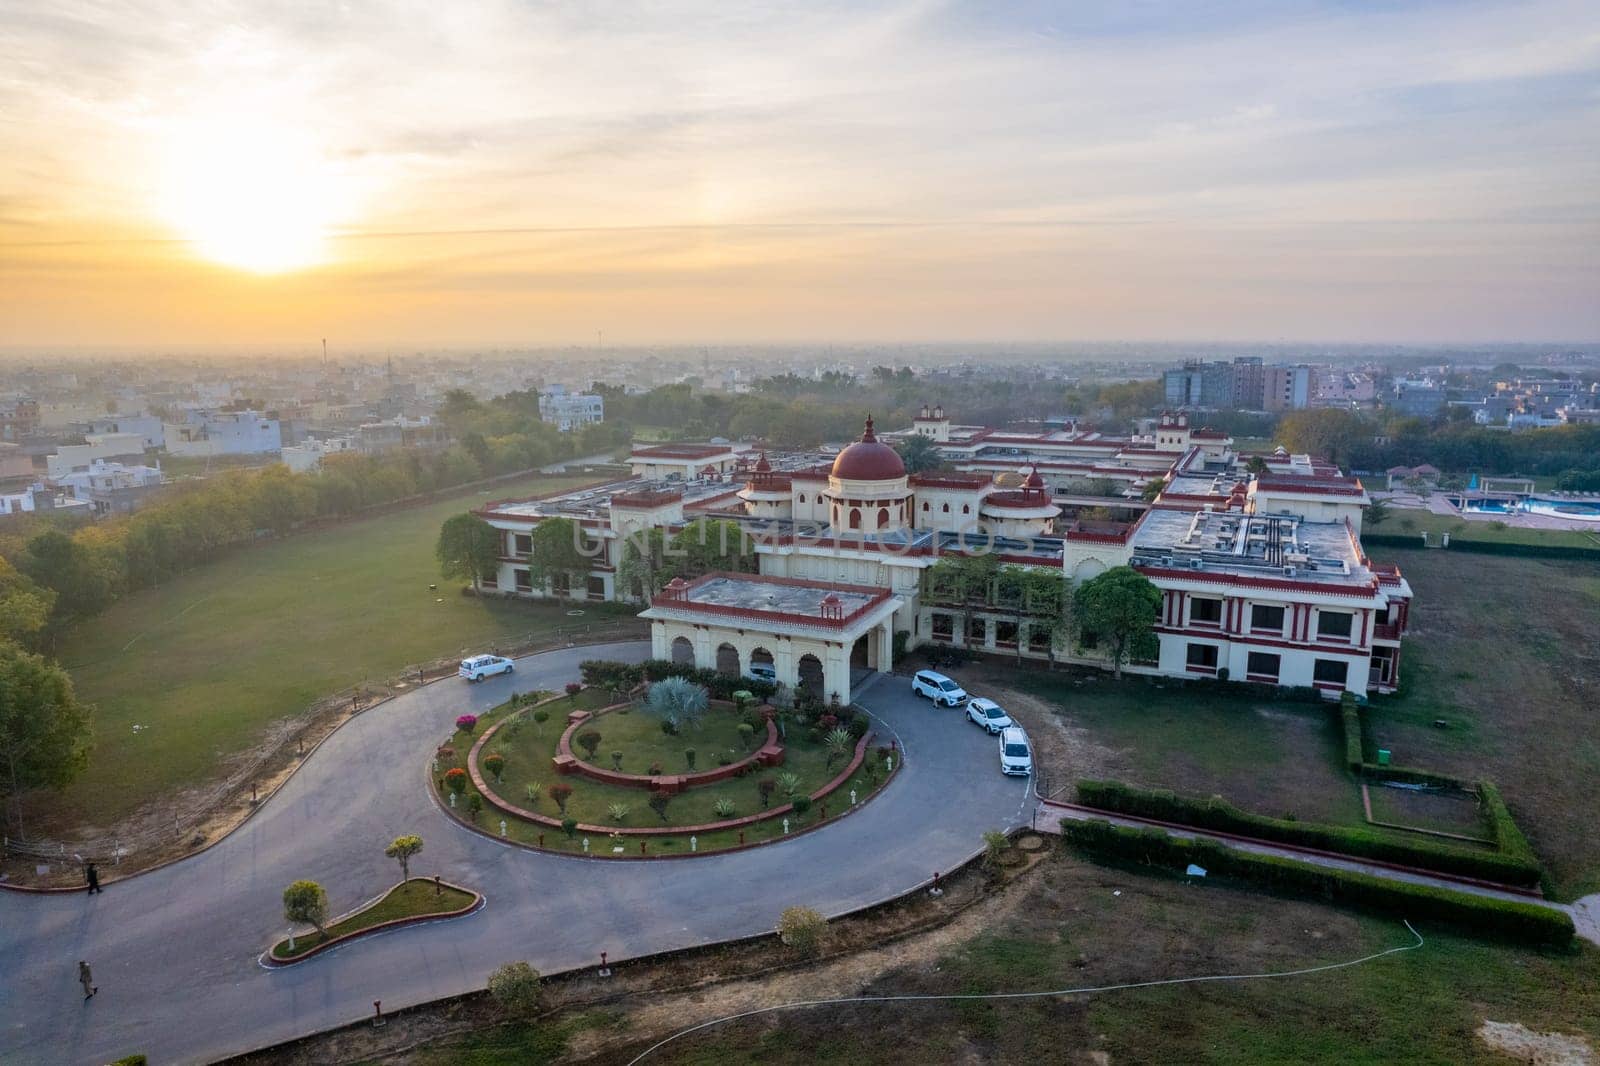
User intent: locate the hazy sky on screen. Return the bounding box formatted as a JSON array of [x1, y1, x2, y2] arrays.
[[2, 0, 1597, 348]]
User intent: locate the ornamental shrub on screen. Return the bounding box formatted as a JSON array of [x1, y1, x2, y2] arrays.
[[487, 961, 543, 1018], [443, 767, 469, 795], [436, 745, 457, 761], [847, 717, 870, 739], [525, 781, 543, 804], [648, 760, 664, 776], [791, 795, 813, 817], [548, 782, 573, 813], [776, 905, 826, 956], [466, 794, 483, 820], [565, 682, 583, 699], [737, 723, 755, 750], [456, 714, 478, 734], [714, 798, 735, 818], [561, 816, 578, 839], [611, 750, 624, 770], [778, 771, 802, 798], [684, 747, 697, 770], [577, 730, 602, 759], [483, 753, 506, 782], [608, 802, 631, 823], [758, 778, 777, 806], [717, 751, 733, 766], [532, 709, 550, 734], [649, 790, 672, 822]]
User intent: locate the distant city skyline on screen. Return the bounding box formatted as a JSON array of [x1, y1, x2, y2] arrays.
[[3, 0, 1598, 347]]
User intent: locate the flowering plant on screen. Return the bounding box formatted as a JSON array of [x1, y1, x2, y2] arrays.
[[565, 682, 583, 698], [443, 767, 469, 795], [456, 714, 478, 733]]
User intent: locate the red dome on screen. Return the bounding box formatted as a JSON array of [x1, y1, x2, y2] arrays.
[[831, 416, 905, 481], [1025, 466, 1046, 489]]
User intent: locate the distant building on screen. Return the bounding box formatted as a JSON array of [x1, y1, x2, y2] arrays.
[[0, 482, 94, 520], [357, 415, 445, 454], [1263, 365, 1314, 412], [0, 398, 39, 442], [1312, 371, 1376, 408], [56, 459, 165, 515], [0, 441, 33, 482], [280, 436, 356, 473], [537, 386, 604, 431], [1390, 379, 1446, 417], [164, 409, 282, 456], [81, 414, 165, 450], [46, 432, 148, 478]]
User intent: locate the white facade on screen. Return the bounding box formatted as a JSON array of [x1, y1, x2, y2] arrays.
[[164, 410, 282, 456], [46, 433, 148, 477], [538, 387, 604, 431]]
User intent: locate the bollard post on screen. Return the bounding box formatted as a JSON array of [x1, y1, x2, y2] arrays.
[[434, 875, 442, 897], [372, 1000, 386, 1028], [499, 819, 508, 838], [640, 841, 647, 855], [782, 818, 790, 834], [538, 833, 544, 848], [929, 871, 943, 897], [690, 835, 697, 852], [738, 830, 745, 845], [820, 802, 827, 820], [582, 837, 590, 853], [598, 951, 611, 978], [251, 782, 258, 805], [850, 789, 857, 805]]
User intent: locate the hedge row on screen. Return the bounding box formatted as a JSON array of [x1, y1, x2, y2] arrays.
[[1361, 533, 1600, 561], [578, 659, 779, 703], [1481, 782, 1538, 864], [1074, 779, 1541, 888], [1338, 693, 1364, 771], [1060, 818, 1572, 947]]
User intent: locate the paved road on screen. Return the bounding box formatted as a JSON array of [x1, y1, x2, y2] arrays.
[[0, 642, 1032, 1066]]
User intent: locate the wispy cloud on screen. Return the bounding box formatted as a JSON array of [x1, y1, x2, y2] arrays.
[[0, 0, 1596, 343]]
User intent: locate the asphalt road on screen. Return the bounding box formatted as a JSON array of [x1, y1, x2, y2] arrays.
[[0, 641, 1032, 1066]]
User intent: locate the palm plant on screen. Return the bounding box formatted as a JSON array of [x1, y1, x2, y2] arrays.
[[824, 727, 853, 770], [646, 676, 710, 731], [777, 771, 802, 798], [607, 802, 631, 823]]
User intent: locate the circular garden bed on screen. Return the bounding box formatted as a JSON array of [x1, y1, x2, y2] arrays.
[[430, 685, 900, 858]]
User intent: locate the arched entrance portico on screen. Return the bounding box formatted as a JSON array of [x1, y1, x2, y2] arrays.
[[715, 642, 740, 677], [671, 636, 694, 665], [797, 653, 824, 697]]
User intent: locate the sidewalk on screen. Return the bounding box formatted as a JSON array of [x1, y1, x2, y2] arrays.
[[1036, 799, 1600, 947]]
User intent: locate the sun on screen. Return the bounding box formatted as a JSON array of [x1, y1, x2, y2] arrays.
[[158, 121, 352, 273]]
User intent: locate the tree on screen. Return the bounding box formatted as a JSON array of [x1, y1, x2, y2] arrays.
[[577, 730, 602, 759], [758, 777, 777, 807], [487, 961, 543, 1017], [982, 829, 1010, 870], [436, 513, 501, 582], [0, 559, 55, 650], [525, 517, 596, 588], [1073, 566, 1161, 680], [894, 433, 944, 474], [1141, 478, 1166, 502], [283, 880, 329, 940], [776, 905, 826, 956], [385, 835, 424, 881], [18, 530, 118, 623], [1277, 409, 1367, 466], [1245, 455, 1268, 476], [548, 782, 573, 814], [668, 518, 758, 578], [648, 790, 672, 822], [0, 643, 92, 836], [1365, 498, 1391, 527]]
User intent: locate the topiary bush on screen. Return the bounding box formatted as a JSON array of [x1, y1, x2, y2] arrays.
[[487, 961, 543, 1018], [776, 905, 826, 955]]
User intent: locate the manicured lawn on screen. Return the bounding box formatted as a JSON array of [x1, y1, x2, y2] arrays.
[[439, 692, 896, 855], [1361, 547, 1600, 899], [1367, 509, 1600, 549], [985, 667, 1366, 828], [272, 879, 475, 959], [50, 473, 620, 830]]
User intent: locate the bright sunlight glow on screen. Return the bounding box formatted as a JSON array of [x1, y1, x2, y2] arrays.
[[158, 120, 353, 273]]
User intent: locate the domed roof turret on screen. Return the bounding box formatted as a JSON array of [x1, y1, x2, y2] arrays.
[[830, 416, 905, 481]]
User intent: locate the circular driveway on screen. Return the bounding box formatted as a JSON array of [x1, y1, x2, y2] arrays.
[[0, 642, 1032, 1066]]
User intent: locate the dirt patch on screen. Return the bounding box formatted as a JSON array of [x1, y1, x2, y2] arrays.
[[971, 675, 1126, 796], [1478, 1021, 1594, 1065]]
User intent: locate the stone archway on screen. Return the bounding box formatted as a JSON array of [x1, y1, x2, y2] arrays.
[[715, 642, 740, 677], [671, 636, 695, 665], [797, 653, 824, 696], [850, 634, 870, 669]]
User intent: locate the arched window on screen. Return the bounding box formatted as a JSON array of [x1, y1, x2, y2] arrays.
[[962, 504, 971, 514], [797, 493, 806, 502], [922, 501, 929, 511], [849, 507, 861, 529], [942, 503, 950, 513], [877, 507, 890, 527]]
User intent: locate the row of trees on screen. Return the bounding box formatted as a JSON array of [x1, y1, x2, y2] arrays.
[[1277, 408, 1600, 478]]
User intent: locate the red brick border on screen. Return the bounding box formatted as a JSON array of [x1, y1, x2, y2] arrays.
[[464, 698, 887, 841], [552, 701, 783, 792]]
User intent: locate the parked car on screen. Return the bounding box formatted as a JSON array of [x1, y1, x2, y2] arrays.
[[746, 663, 778, 684], [966, 697, 1013, 734], [459, 654, 515, 682], [998, 727, 1033, 776], [911, 669, 968, 707]]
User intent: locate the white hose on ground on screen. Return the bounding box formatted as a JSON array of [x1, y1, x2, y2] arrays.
[[625, 920, 1425, 1065]]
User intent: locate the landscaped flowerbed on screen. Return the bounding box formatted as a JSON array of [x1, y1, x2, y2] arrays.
[[430, 681, 900, 857], [267, 878, 480, 963]]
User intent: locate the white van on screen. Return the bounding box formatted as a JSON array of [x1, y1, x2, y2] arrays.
[[746, 663, 778, 684], [998, 727, 1033, 776], [911, 669, 968, 707], [459, 654, 515, 682]]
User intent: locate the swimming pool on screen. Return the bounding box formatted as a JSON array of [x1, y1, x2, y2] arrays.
[[1457, 496, 1600, 521]]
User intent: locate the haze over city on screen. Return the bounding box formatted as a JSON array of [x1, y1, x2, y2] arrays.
[[4, 0, 1598, 349]]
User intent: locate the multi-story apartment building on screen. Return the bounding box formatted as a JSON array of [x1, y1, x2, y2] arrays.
[[164, 409, 283, 456], [537, 386, 605, 431], [472, 410, 1409, 700]]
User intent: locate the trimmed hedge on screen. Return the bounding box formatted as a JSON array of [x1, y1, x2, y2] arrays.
[[1074, 779, 1541, 888], [1361, 533, 1600, 561], [579, 659, 778, 703], [1481, 782, 1538, 864], [1060, 818, 1572, 947], [1338, 693, 1364, 771]]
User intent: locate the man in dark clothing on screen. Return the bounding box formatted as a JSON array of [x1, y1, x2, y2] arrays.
[[85, 863, 102, 895]]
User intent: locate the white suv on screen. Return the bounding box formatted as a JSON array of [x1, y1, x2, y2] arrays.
[[459, 654, 515, 682], [966, 698, 1014, 734], [912, 669, 967, 707], [998, 727, 1033, 776]]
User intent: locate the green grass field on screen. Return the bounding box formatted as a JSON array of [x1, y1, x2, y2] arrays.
[[50, 474, 618, 830], [1369, 509, 1600, 549]]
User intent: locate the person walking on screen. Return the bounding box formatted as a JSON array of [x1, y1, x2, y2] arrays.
[[78, 961, 97, 1000], [85, 862, 102, 895]]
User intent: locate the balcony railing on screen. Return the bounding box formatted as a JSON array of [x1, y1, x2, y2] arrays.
[[1372, 621, 1402, 641]]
